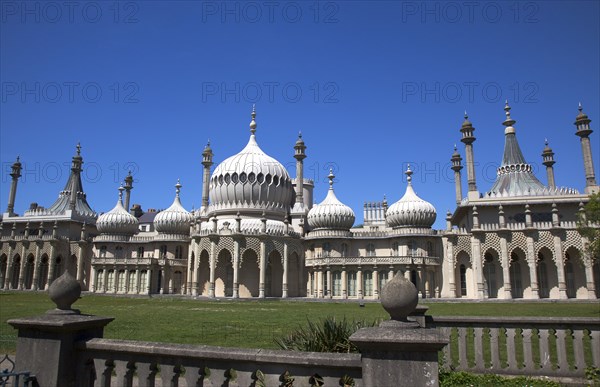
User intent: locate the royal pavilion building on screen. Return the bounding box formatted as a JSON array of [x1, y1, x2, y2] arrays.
[[1, 103, 599, 300]]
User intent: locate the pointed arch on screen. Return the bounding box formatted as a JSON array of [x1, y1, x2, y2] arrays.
[[266, 250, 282, 297], [38, 254, 49, 290], [536, 247, 557, 298], [509, 248, 530, 299], [239, 249, 259, 297], [483, 249, 501, 299], [0, 254, 7, 289], [455, 251, 472, 298], [215, 249, 233, 297], [11, 254, 21, 289], [197, 249, 210, 296], [564, 247, 586, 299], [24, 254, 35, 289]]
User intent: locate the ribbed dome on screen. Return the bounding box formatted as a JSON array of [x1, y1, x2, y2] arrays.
[[208, 108, 293, 218], [154, 180, 193, 235], [386, 166, 436, 228], [96, 187, 139, 236], [307, 170, 355, 230]]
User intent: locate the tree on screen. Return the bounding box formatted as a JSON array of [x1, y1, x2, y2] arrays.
[[578, 193, 600, 261]]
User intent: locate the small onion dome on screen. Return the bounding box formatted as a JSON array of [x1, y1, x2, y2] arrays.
[[96, 186, 139, 235], [307, 169, 355, 230], [154, 180, 193, 235], [386, 166, 436, 228]]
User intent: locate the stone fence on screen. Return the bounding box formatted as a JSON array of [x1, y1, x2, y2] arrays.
[[430, 316, 600, 379], [75, 339, 362, 386]]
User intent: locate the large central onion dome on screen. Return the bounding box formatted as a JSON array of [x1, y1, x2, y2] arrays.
[[154, 180, 193, 235], [96, 186, 139, 236], [386, 166, 436, 228], [307, 170, 355, 230], [208, 107, 294, 218]]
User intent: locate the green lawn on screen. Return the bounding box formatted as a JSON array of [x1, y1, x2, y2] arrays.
[[1, 292, 598, 355]]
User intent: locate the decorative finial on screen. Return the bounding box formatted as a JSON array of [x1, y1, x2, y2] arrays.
[[298, 131, 302, 138], [118, 185, 124, 201], [503, 100, 516, 127], [578, 102, 582, 112], [16, 156, 20, 162], [76, 142, 81, 155], [250, 105, 257, 134], [175, 179, 182, 197], [328, 168, 335, 189], [464, 110, 468, 119], [405, 164, 413, 184], [545, 138, 548, 146], [454, 144, 457, 151]]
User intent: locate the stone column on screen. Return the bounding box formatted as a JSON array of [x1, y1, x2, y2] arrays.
[[124, 269, 130, 294], [77, 247, 85, 284], [357, 268, 363, 299], [208, 239, 216, 297], [499, 235, 512, 299], [103, 269, 108, 293], [18, 245, 27, 290], [192, 242, 200, 296], [4, 245, 14, 290], [32, 243, 41, 290], [584, 262, 597, 299], [259, 239, 266, 298], [233, 239, 240, 298], [147, 269, 152, 294], [90, 266, 96, 292], [47, 244, 56, 289], [446, 239, 456, 298], [342, 269, 347, 299], [186, 245, 194, 295], [373, 268, 379, 298], [526, 235, 539, 299], [471, 235, 485, 299], [316, 270, 322, 298], [553, 233, 568, 299], [282, 243, 288, 298]]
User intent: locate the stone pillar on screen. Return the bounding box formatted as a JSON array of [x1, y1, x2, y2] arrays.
[[89, 266, 96, 292], [553, 234, 568, 299], [208, 239, 216, 297], [18, 245, 27, 290], [326, 268, 332, 299], [357, 268, 363, 299], [471, 235, 485, 299], [342, 269, 347, 299], [147, 268, 152, 294], [201, 142, 214, 214], [32, 243, 41, 291], [282, 243, 288, 298], [124, 269, 130, 294], [233, 239, 240, 298], [584, 262, 597, 299], [373, 268, 379, 298], [445, 239, 456, 298], [350, 273, 448, 387], [8, 272, 113, 387], [526, 235, 539, 299], [316, 270, 322, 298], [451, 146, 463, 205], [4, 245, 14, 290], [499, 235, 512, 299], [259, 240, 266, 298], [574, 104, 599, 194], [6, 157, 22, 215], [47, 244, 56, 289]]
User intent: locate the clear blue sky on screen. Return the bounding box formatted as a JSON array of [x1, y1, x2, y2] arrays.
[[1, 1, 599, 228]]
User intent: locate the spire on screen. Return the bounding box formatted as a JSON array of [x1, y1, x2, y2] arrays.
[[45, 144, 95, 218], [118, 184, 124, 204], [249, 104, 257, 135], [488, 103, 545, 196]]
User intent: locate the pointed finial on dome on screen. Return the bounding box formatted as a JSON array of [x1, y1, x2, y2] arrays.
[[503, 100, 516, 127], [578, 102, 582, 111], [16, 156, 20, 162], [175, 179, 182, 198], [76, 142, 81, 156], [328, 168, 335, 190], [118, 184, 124, 202], [405, 164, 413, 184], [298, 130, 302, 138], [250, 104, 257, 135]]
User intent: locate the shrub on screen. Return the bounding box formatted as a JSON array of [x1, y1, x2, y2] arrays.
[[439, 370, 560, 387], [274, 315, 378, 353]]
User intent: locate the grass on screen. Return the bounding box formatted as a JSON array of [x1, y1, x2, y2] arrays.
[[1, 292, 599, 355]]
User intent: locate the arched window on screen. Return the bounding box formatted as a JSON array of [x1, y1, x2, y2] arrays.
[[537, 253, 549, 298], [483, 253, 497, 298], [322, 243, 331, 257], [366, 243, 375, 257], [379, 271, 388, 293], [408, 240, 417, 256], [117, 270, 126, 292], [459, 264, 467, 296], [391, 242, 399, 256], [332, 271, 342, 297], [160, 245, 168, 259], [510, 253, 523, 298], [99, 246, 107, 258], [427, 241, 434, 256], [341, 243, 348, 258], [115, 246, 124, 259], [107, 270, 115, 291], [347, 271, 357, 297], [137, 246, 145, 258], [175, 245, 183, 259], [139, 270, 148, 293], [363, 271, 373, 297], [565, 259, 576, 298]]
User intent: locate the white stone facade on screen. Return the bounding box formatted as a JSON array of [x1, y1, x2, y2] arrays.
[[1, 105, 599, 300]]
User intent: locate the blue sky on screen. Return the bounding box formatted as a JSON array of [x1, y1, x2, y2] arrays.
[[1, 0, 599, 228]]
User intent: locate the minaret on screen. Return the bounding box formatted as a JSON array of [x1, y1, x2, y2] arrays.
[[460, 111, 478, 199], [293, 132, 307, 208], [5, 156, 22, 216], [574, 103, 599, 194], [451, 145, 463, 205], [69, 143, 83, 211], [541, 139, 556, 189], [124, 171, 134, 212], [201, 140, 213, 216]]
